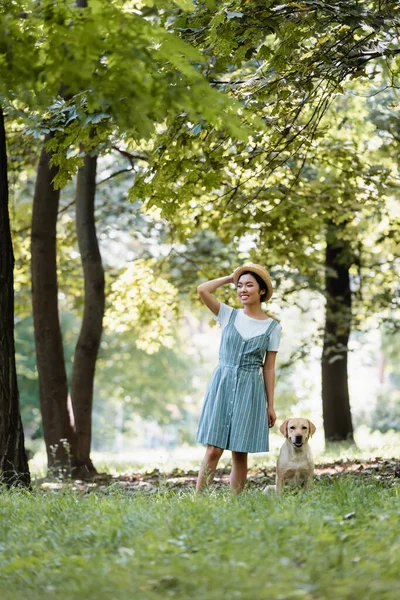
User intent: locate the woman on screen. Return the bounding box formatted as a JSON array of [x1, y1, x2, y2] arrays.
[[196, 264, 281, 493]]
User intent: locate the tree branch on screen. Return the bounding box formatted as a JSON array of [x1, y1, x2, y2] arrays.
[[97, 167, 134, 185], [111, 146, 148, 165]]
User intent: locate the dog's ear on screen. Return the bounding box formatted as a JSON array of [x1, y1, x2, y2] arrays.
[[279, 420, 289, 437], [308, 420, 316, 437]]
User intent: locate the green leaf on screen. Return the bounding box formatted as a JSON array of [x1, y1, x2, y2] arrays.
[[173, 0, 194, 11]]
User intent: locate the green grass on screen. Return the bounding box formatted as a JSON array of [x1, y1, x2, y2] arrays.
[[0, 479, 399, 600]]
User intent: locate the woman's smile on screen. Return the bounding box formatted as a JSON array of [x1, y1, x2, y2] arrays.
[[237, 274, 261, 304]]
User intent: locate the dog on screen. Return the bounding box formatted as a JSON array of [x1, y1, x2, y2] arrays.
[[275, 418, 316, 492]]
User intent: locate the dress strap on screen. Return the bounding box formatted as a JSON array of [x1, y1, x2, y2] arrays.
[[265, 320, 278, 336], [263, 320, 278, 349], [227, 308, 237, 325]]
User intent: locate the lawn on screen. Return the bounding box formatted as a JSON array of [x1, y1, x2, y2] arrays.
[[0, 476, 399, 600]]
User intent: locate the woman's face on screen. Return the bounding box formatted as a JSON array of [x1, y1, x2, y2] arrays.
[[237, 273, 264, 306]]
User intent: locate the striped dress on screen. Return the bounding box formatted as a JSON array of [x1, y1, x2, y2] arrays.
[[196, 308, 279, 453]]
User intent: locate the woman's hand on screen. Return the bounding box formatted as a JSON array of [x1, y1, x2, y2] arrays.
[[267, 406, 276, 428]]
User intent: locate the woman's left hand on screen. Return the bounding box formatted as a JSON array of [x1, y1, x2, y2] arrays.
[[267, 406, 276, 428]]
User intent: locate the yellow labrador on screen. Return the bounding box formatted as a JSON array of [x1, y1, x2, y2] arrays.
[[275, 418, 316, 493]]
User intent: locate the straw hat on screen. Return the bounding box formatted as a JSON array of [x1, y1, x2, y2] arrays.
[[233, 263, 273, 301]]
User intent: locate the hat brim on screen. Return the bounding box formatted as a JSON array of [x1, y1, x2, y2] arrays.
[[233, 264, 273, 301]]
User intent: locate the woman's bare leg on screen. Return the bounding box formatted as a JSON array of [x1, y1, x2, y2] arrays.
[[196, 445, 224, 493], [230, 451, 248, 493]]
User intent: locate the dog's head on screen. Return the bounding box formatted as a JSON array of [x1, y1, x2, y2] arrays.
[[279, 418, 316, 448]]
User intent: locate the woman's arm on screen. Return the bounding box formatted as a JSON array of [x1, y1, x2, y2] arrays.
[[197, 275, 234, 316], [263, 351, 278, 428]]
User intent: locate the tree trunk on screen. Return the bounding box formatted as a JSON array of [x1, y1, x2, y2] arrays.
[[70, 153, 104, 475], [322, 221, 354, 442], [31, 134, 78, 472], [0, 107, 30, 486]]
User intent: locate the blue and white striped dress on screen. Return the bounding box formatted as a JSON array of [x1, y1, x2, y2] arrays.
[[196, 308, 280, 453]]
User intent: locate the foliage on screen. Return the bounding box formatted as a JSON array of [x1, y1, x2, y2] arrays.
[[364, 87, 400, 327], [1, 0, 267, 191], [95, 326, 197, 424], [4, 0, 400, 447], [1, 0, 248, 127], [14, 317, 43, 439], [10, 143, 203, 441], [359, 327, 400, 433], [14, 313, 81, 440], [0, 479, 399, 599], [136, 83, 398, 320], [6, 113, 40, 318], [135, 0, 400, 210], [131, 0, 400, 324], [104, 258, 179, 353], [14, 308, 200, 440], [363, 391, 400, 433], [156, 228, 242, 302]]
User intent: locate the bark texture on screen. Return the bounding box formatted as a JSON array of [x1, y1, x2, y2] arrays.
[[0, 107, 30, 486], [322, 222, 354, 442], [70, 153, 104, 474], [31, 134, 77, 470]]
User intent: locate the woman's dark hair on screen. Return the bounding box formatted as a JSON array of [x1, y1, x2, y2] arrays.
[[237, 271, 268, 302]]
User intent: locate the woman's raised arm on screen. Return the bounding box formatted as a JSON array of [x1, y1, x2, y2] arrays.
[[197, 275, 234, 316]]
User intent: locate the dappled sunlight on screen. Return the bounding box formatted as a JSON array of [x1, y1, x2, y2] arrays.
[[104, 258, 178, 353]]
